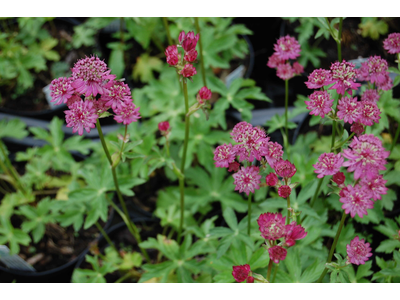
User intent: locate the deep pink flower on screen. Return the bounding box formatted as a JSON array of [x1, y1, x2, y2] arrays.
[[50, 77, 75, 105], [305, 69, 333, 89], [265, 173, 278, 187], [181, 31, 199, 52], [277, 63, 294, 80], [284, 221, 307, 247], [197, 86, 212, 104], [278, 185, 291, 198], [274, 160, 296, 178], [361, 89, 380, 103], [340, 184, 375, 218], [273, 35, 301, 60], [232, 264, 251, 283], [360, 174, 388, 201], [71, 55, 115, 97], [180, 64, 197, 78], [231, 122, 269, 162], [165, 45, 179, 66], [305, 90, 334, 118], [346, 236, 372, 265], [232, 166, 261, 195], [329, 60, 361, 95], [257, 212, 286, 240], [246, 276, 254, 283], [268, 246, 287, 264], [342, 134, 389, 180], [350, 122, 364, 136], [228, 162, 240, 173], [158, 121, 170, 132], [293, 61, 304, 74], [113, 101, 141, 125], [184, 49, 198, 63], [101, 81, 132, 110], [383, 32, 400, 54], [64, 99, 98, 136], [332, 172, 346, 186], [358, 101, 381, 126], [337, 96, 361, 124], [313, 152, 344, 178], [213, 143, 236, 168], [178, 31, 186, 44], [264, 142, 284, 169], [267, 53, 285, 68]]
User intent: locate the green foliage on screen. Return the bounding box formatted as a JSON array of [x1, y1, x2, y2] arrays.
[[359, 17, 389, 40]]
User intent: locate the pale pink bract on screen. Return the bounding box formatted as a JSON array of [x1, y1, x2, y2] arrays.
[[284, 221, 307, 247], [383, 32, 400, 54], [257, 212, 286, 240], [346, 236, 372, 265], [276, 63, 294, 80], [339, 184, 375, 218], [213, 143, 236, 168], [232, 166, 261, 195], [64, 99, 98, 136], [49, 77, 75, 105], [329, 60, 361, 95], [264, 141, 284, 169], [305, 90, 334, 118], [113, 101, 141, 125], [305, 69, 333, 89], [273, 35, 301, 60], [268, 246, 287, 264], [360, 174, 388, 201], [313, 152, 344, 178], [274, 159, 296, 178], [337, 96, 361, 124], [358, 101, 381, 126]]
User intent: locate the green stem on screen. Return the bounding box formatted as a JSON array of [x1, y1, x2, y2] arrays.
[[96, 120, 150, 262], [115, 272, 132, 283], [317, 211, 347, 282], [266, 259, 273, 282], [335, 132, 355, 151], [178, 79, 190, 244], [162, 17, 173, 45], [271, 263, 278, 283], [390, 123, 400, 153], [284, 79, 290, 159], [194, 17, 207, 87], [310, 177, 324, 209], [247, 192, 252, 235], [95, 221, 120, 257], [286, 195, 291, 225]]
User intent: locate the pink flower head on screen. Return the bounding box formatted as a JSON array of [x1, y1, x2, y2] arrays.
[[337, 96, 361, 124], [340, 184, 375, 218], [265, 173, 278, 187], [264, 142, 284, 169], [228, 162, 240, 173], [113, 101, 141, 125], [232, 166, 261, 195], [184, 49, 198, 63], [313, 152, 344, 178], [343, 134, 389, 180], [257, 212, 286, 240], [181, 31, 199, 52], [293, 61, 304, 75], [178, 31, 186, 44], [360, 174, 388, 201], [197, 86, 212, 104], [274, 159, 296, 178], [180, 64, 197, 78], [158, 121, 170, 133], [358, 101, 381, 126], [50, 77, 74, 105], [213, 143, 236, 168], [366, 56, 389, 85], [268, 246, 287, 264], [332, 171, 346, 186], [278, 185, 291, 198], [361, 89, 380, 103], [305, 69, 333, 89], [350, 122, 364, 136], [246, 276, 254, 283], [274, 35, 301, 60], [346, 236, 373, 265], [267, 53, 285, 69], [71, 55, 115, 97], [165, 45, 179, 66], [232, 264, 251, 283], [276, 63, 294, 80], [231, 122, 269, 162], [64, 99, 98, 136], [101, 81, 132, 110], [376, 72, 393, 91], [284, 221, 307, 247], [305, 90, 334, 118], [87, 97, 109, 114], [329, 60, 361, 95], [383, 32, 400, 54]]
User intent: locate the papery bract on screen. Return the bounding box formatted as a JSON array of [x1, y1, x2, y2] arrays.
[[329, 60, 361, 95], [257, 212, 286, 240], [383, 32, 400, 54], [346, 236, 372, 265], [232, 166, 261, 195], [65, 99, 98, 136], [284, 221, 307, 247], [305, 69, 332, 89], [278, 185, 291, 198], [339, 184, 375, 218], [265, 173, 278, 187], [50, 77, 74, 105], [360, 174, 388, 201], [214, 143, 236, 168], [277, 63, 294, 80], [113, 101, 141, 125], [180, 64, 197, 78], [337, 96, 361, 124], [313, 152, 344, 178], [275, 160, 296, 178], [264, 141, 284, 169], [268, 246, 287, 264], [273, 35, 301, 60], [232, 264, 251, 283], [305, 90, 334, 118]]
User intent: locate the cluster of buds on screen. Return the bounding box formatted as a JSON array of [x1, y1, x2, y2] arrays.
[[165, 31, 199, 80], [265, 159, 298, 199], [187, 86, 212, 119], [258, 212, 307, 264], [49, 55, 140, 135], [267, 35, 304, 80]]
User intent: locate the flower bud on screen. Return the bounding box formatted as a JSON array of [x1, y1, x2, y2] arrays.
[[265, 173, 278, 187], [278, 185, 291, 198]]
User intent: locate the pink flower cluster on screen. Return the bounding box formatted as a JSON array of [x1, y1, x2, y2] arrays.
[[383, 32, 400, 54], [258, 212, 307, 264], [267, 35, 303, 80], [265, 159, 297, 198], [50, 55, 140, 135], [232, 264, 254, 283], [165, 31, 199, 79], [213, 121, 287, 196], [346, 236, 372, 265], [357, 56, 392, 91]]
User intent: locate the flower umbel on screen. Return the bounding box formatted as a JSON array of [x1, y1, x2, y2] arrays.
[[346, 236, 372, 265], [232, 166, 262, 195]]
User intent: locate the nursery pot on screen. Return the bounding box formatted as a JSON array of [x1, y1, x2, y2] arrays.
[[0, 208, 115, 283]]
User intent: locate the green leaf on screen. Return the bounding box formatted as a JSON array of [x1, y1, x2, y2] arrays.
[[356, 260, 373, 280], [0, 119, 28, 139], [222, 207, 238, 230], [300, 258, 325, 283], [376, 240, 400, 254]]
